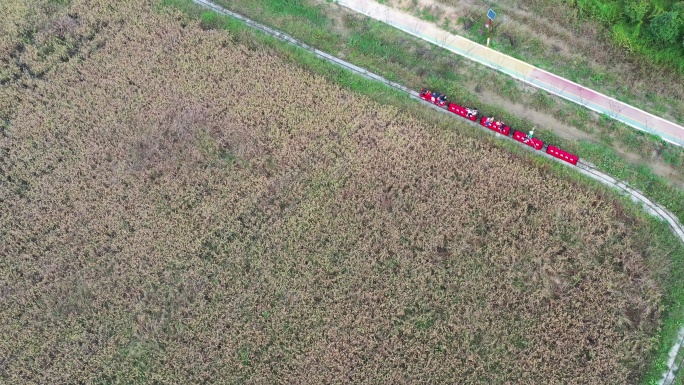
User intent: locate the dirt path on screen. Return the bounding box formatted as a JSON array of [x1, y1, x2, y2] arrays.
[[388, 0, 579, 64], [475, 88, 593, 141]]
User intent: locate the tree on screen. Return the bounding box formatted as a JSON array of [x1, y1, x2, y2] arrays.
[[673, 2, 684, 17], [624, 0, 650, 24], [648, 11, 683, 45]]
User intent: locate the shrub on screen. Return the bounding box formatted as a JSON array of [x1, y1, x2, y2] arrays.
[[624, 0, 650, 24], [612, 22, 639, 51], [648, 11, 683, 46]]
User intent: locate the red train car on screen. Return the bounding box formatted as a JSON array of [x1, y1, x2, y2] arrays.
[[546, 145, 579, 165], [448, 103, 478, 121], [480, 117, 510, 136], [513, 131, 543, 150], [419, 88, 447, 107]]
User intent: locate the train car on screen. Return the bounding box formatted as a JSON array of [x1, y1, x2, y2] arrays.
[[480, 117, 510, 136], [513, 131, 544, 150], [419, 88, 448, 107], [448, 103, 478, 121], [546, 145, 579, 165]]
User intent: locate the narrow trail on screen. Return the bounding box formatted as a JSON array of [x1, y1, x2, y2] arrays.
[[191, 0, 684, 383]]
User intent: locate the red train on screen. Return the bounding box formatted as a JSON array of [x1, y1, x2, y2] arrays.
[[419, 88, 579, 166]]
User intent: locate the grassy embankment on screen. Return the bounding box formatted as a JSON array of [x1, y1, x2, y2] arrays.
[[160, 0, 684, 383], [571, 0, 684, 75]]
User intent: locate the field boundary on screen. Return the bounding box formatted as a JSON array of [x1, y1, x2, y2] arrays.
[[189, 0, 684, 383]]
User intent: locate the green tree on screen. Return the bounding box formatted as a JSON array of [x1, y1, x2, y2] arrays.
[[648, 11, 683, 45], [673, 2, 684, 17], [624, 0, 650, 24]]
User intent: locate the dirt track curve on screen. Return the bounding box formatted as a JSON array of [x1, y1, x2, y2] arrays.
[[191, 0, 684, 383]]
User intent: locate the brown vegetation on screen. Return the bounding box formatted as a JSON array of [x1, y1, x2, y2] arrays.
[[0, 0, 673, 383]]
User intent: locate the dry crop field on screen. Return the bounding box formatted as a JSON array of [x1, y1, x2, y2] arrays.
[[0, 1, 677, 383]]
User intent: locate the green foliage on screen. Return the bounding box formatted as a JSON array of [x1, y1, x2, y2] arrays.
[[648, 11, 683, 45], [576, 0, 622, 24], [675, 1, 684, 15], [417, 6, 438, 22], [348, 31, 395, 58], [624, 0, 651, 24], [258, 0, 326, 27], [199, 11, 220, 29], [566, 0, 684, 75], [662, 144, 684, 166], [531, 90, 555, 110], [611, 22, 639, 50]]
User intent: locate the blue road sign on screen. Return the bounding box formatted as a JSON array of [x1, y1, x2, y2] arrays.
[[487, 9, 496, 20]]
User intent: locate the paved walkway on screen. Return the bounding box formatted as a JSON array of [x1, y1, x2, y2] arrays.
[[336, 0, 684, 147]]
